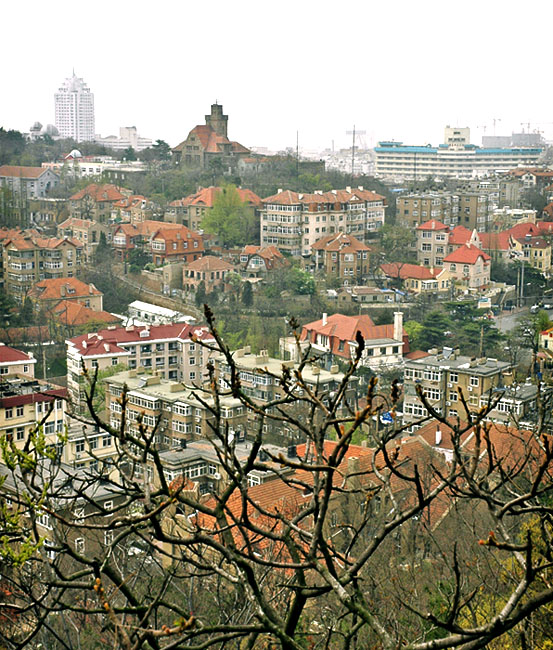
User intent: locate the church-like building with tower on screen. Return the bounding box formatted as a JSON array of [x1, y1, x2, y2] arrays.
[[172, 103, 250, 169]]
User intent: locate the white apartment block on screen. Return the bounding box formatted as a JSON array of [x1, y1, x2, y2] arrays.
[[375, 127, 542, 181], [260, 187, 386, 256], [66, 323, 215, 412], [55, 73, 95, 142]]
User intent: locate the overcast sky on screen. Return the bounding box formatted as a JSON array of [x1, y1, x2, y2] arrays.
[[4, 0, 553, 152]]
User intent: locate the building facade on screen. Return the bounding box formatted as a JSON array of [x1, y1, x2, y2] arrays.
[[260, 188, 386, 256], [54, 72, 95, 142], [402, 348, 513, 431], [311, 233, 370, 283]]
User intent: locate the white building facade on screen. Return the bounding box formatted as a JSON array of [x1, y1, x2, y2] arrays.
[[54, 73, 95, 142]]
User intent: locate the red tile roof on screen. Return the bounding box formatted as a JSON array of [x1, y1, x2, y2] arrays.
[[478, 231, 511, 251], [443, 243, 490, 264], [182, 186, 262, 209], [173, 125, 250, 156], [68, 323, 213, 358], [448, 225, 474, 245], [262, 188, 385, 206], [311, 232, 370, 253], [0, 344, 33, 364], [183, 256, 235, 272], [379, 263, 440, 280], [58, 217, 99, 230], [417, 219, 448, 231], [51, 301, 120, 327], [0, 165, 54, 179], [29, 278, 102, 301], [300, 313, 407, 358], [70, 183, 125, 202]]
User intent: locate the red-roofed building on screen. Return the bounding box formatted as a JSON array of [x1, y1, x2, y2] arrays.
[[378, 263, 450, 294], [312, 233, 370, 283], [111, 195, 158, 224], [172, 104, 250, 170], [416, 219, 449, 267], [111, 223, 142, 260], [28, 278, 103, 311], [182, 256, 236, 294], [57, 216, 110, 262], [0, 165, 59, 199], [50, 300, 120, 332], [66, 322, 215, 410], [167, 186, 262, 231], [0, 343, 36, 377], [149, 226, 204, 266], [239, 245, 288, 278], [296, 312, 408, 370], [442, 243, 491, 290], [69, 184, 126, 222], [261, 187, 386, 254], [1, 233, 83, 302]]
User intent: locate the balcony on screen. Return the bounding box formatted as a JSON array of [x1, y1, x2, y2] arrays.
[[43, 262, 63, 270]]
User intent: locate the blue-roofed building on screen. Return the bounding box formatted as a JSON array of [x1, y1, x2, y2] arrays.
[[375, 127, 543, 181]]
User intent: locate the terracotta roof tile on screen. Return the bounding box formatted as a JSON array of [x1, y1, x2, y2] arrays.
[[417, 219, 448, 231], [0, 344, 33, 364], [379, 263, 441, 280], [70, 183, 125, 202], [0, 165, 55, 179], [29, 278, 101, 301], [443, 243, 490, 264]]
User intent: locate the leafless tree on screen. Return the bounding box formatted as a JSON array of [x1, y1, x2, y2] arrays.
[[1, 306, 553, 649]]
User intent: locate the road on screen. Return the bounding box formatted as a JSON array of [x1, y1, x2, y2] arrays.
[[494, 307, 553, 333]]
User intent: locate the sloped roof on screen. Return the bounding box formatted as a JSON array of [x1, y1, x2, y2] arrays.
[[0, 344, 34, 365], [443, 243, 490, 264], [173, 125, 250, 156], [379, 263, 440, 280], [478, 231, 511, 251], [182, 186, 262, 209], [0, 165, 55, 179], [51, 301, 120, 327], [183, 256, 235, 272], [29, 278, 101, 301], [70, 183, 125, 202], [58, 217, 99, 230], [417, 219, 448, 231], [311, 232, 370, 253], [68, 323, 213, 358], [262, 188, 385, 206], [448, 225, 474, 245]]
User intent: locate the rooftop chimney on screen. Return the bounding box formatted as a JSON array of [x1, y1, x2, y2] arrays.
[[393, 312, 403, 342], [435, 427, 442, 446], [322, 313, 328, 327]]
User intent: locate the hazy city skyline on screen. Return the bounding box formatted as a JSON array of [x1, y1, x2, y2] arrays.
[[4, 0, 553, 152]]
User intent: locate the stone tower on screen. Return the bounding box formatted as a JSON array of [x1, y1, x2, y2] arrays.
[[205, 103, 228, 138]]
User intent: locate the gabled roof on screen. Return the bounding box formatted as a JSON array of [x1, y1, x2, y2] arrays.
[[448, 225, 474, 245], [173, 125, 250, 156], [181, 186, 262, 209], [0, 344, 34, 365], [29, 278, 101, 301], [300, 313, 407, 358], [262, 188, 385, 206], [51, 301, 120, 327], [3, 235, 82, 251], [311, 232, 370, 253], [0, 165, 56, 179], [417, 219, 448, 231], [68, 323, 213, 358], [58, 217, 100, 230], [478, 231, 511, 251], [183, 256, 235, 272], [443, 243, 490, 264], [379, 263, 441, 280], [70, 183, 125, 202]]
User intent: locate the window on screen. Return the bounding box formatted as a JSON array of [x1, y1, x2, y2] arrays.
[[449, 372, 458, 383], [470, 376, 479, 387], [104, 500, 113, 512], [37, 512, 52, 530], [5, 408, 13, 419], [16, 405, 24, 417], [104, 530, 114, 546], [112, 358, 119, 366], [16, 427, 25, 441], [75, 538, 85, 553], [102, 434, 112, 447], [75, 439, 85, 454]]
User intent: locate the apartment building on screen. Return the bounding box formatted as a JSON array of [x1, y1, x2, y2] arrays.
[[260, 187, 386, 256], [416, 219, 449, 267], [311, 233, 370, 284], [0, 344, 36, 377], [375, 128, 543, 181], [398, 193, 459, 229], [111, 195, 157, 224], [149, 226, 204, 266], [402, 347, 513, 431], [213, 347, 357, 445], [0, 376, 67, 456], [398, 191, 491, 231], [54, 72, 95, 142], [104, 369, 246, 460], [182, 256, 235, 294], [66, 323, 215, 411], [2, 233, 83, 301]]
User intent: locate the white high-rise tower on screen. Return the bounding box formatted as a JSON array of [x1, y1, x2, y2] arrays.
[[54, 72, 95, 142]]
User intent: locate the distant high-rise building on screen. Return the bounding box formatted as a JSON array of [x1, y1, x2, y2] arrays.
[[54, 72, 95, 142]]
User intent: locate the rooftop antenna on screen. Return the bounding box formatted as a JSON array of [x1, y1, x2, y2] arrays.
[[346, 125, 366, 183]]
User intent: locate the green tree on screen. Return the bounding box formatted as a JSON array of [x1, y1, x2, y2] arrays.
[[195, 280, 207, 308], [416, 311, 453, 351], [201, 184, 256, 248], [242, 280, 253, 307], [377, 224, 416, 264], [122, 146, 137, 161]]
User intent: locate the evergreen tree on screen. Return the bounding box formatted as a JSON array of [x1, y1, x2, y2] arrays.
[[242, 281, 253, 307]]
